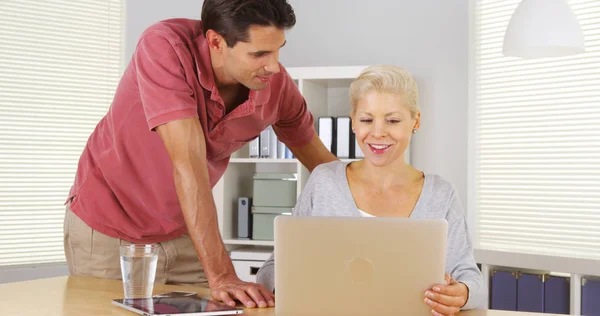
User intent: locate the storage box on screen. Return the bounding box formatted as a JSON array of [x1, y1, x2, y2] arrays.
[[544, 274, 570, 314], [491, 270, 518, 311], [252, 173, 297, 207], [251, 206, 291, 240], [230, 246, 273, 261], [582, 277, 600, 316], [517, 273, 544, 312]]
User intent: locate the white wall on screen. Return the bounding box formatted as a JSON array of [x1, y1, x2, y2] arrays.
[[124, 0, 204, 60], [124, 0, 469, 207]]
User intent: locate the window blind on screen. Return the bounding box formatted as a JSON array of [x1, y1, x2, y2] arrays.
[[472, 0, 600, 260], [0, 0, 123, 266]]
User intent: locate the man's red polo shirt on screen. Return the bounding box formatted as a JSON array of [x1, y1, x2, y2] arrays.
[[66, 19, 314, 243]]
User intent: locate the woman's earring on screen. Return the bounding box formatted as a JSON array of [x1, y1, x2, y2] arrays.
[[352, 128, 356, 133], [412, 128, 417, 134]]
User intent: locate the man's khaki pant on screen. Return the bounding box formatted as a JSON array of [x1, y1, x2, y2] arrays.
[[63, 206, 207, 286]]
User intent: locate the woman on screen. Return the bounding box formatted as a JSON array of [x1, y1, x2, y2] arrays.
[[256, 65, 485, 314]]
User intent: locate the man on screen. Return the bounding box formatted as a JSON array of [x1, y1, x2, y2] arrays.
[[63, 0, 337, 309]]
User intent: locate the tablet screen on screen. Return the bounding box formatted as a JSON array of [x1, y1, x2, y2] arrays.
[[113, 294, 243, 315]]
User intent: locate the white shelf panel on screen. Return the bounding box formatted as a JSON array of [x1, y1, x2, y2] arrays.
[[230, 158, 360, 164], [474, 248, 600, 277], [223, 239, 274, 247], [229, 158, 298, 164], [286, 66, 368, 80]]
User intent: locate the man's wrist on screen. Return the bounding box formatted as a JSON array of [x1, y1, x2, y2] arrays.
[[207, 267, 239, 287]]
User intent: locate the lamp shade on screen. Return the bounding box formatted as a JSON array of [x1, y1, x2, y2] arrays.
[[503, 0, 585, 58]]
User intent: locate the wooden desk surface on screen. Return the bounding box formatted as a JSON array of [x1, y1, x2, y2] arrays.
[[0, 276, 556, 316]]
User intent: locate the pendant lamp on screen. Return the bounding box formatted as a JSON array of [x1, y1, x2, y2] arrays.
[[502, 0, 585, 58]]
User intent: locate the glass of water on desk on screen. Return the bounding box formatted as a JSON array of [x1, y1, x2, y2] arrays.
[[120, 244, 159, 299]]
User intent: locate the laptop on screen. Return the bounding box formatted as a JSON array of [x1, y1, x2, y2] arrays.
[[274, 216, 448, 316]]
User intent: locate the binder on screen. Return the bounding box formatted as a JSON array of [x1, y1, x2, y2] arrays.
[[285, 147, 294, 159], [336, 117, 351, 158], [544, 275, 570, 314], [491, 270, 518, 311], [277, 140, 286, 159], [268, 126, 277, 159], [249, 137, 260, 158], [354, 138, 364, 158], [349, 128, 356, 158], [318, 117, 336, 155], [582, 277, 600, 316], [517, 273, 544, 312], [259, 128, 270, 158]]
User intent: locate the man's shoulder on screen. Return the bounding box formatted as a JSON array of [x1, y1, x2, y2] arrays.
[[139, 18, 202, 45]]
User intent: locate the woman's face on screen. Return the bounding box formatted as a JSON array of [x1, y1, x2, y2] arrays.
[[352, 91, 420, 167]]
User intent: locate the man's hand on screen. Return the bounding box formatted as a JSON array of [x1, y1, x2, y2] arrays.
[[210, 275, 275, 308], [424, 273, 469, 316]]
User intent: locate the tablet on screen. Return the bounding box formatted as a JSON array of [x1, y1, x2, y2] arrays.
[[112, 292, 244, 315]]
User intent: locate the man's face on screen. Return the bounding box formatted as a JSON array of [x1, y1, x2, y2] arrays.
[[222, 25, 286, 90]]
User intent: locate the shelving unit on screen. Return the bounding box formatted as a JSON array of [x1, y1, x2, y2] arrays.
[[214, 66, 411, 248], [229, 158, 298, 164], [222, 239, 274, 247]]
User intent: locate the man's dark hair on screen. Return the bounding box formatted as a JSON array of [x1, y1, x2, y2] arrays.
[[201, 0, 296, 47]]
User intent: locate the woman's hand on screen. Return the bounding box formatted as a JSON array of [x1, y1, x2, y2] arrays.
[[424, 273, 469, 316]]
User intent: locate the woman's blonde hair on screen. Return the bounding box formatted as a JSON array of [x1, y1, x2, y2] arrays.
[[349, 65, 419, 118]]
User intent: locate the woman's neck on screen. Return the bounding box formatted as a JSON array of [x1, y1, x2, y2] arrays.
[[352, 157, 417, 191]]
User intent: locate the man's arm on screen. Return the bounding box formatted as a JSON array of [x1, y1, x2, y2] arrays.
[[156, 117, 274, 308], [288, 133, 338, 172]]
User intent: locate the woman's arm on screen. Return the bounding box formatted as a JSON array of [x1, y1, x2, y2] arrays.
[[256, 252, 276, 292], [425, 190, 486, 314], [445, 192, 486, 310]]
